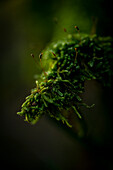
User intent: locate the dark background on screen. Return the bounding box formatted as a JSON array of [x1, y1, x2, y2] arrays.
[[0, 0, 113, 169]]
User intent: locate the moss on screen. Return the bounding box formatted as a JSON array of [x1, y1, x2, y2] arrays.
[[17, 33, 113, 127]]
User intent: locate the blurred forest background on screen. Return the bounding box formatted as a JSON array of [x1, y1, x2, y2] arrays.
[[0, 0, 113, 169]]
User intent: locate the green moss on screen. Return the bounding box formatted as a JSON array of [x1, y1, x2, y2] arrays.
[[17, 33, 113, 127]]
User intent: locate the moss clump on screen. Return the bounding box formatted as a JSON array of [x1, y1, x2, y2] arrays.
[[17, 34, 113, 127]]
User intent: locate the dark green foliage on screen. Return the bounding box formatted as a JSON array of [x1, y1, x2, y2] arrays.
[[17, 34, 113, 127]]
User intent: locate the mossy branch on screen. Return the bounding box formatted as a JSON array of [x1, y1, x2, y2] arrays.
[[17, 33, 113, 127]]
